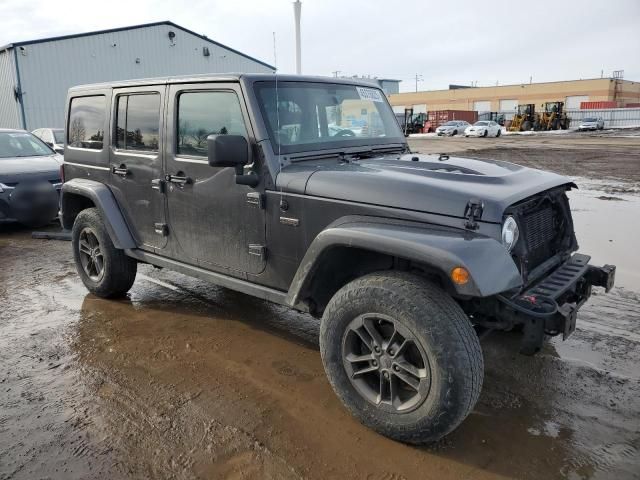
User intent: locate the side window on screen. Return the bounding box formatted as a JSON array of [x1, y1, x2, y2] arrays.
[[176, 91, 247, 157], [116, 93, 160, 151], [68, 96, 106, 150]]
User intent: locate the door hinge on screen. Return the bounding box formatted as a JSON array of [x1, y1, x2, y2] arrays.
[[463, 199, 484, 230], [154, 223, 169, 236], [246, 192, 264, 209], [151, 178, 166, 193], [248, 244, 266, 260]]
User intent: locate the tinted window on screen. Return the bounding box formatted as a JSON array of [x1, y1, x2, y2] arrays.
[[68, 96, 105, 149], [116, 94, 161, 151], [177, 91, 247, 157]]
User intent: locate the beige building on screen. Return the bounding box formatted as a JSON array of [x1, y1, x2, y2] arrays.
[[389, 78, 640, 114]]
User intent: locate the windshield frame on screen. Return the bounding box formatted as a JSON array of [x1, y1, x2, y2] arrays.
[[0, 131, 55, 159], [252, 80, 406, 156]]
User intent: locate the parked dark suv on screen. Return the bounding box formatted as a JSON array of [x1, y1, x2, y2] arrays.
[[60, 74, 615, 443]]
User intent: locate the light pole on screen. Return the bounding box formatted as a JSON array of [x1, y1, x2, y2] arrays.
[[293, 0, 302, 75], [415, 74, 423, 92]]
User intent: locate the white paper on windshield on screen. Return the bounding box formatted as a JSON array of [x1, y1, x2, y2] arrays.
[[356, 87, 384, 103]]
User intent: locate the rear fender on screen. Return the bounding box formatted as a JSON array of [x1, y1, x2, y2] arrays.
[[61, 178, 137, 249], [286, 217, 522, 307]]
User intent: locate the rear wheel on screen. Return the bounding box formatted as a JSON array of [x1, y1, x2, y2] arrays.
[[320, 272, 483, 444], [72, 208, 137, 298]]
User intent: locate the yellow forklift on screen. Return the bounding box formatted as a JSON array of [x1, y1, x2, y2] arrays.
[[535, 102, 570, 130], [509, 104, 536, 132]]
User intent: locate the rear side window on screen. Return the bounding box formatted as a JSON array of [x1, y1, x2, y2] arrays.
[[176, 91, 247, 157], [116, 93, 161, 151], [68, 96, 106, 150]]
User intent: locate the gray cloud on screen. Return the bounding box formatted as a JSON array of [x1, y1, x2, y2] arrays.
[[1, 0, 638, 92]]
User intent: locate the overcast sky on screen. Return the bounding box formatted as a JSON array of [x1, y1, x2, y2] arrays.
[[1, 0, 638, 92]]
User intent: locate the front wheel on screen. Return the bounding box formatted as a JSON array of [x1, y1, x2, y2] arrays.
[[320, 272, 483, 444], [496, 129, 501, 137], [72, 208, 137, 298]]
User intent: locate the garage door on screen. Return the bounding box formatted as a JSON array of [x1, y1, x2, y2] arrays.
[[473, 101, 491, 113], [566, 96, 589, 109], [499, 99, 518, 113]]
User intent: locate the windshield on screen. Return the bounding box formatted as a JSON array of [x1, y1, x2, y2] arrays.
[[443, 121, 458, 126], [474, 121, 489, 126], [254, 81, 404, 155], [0, 132, 52, 158], [583, 118, 598, 122], [53, 130, 65, 143]]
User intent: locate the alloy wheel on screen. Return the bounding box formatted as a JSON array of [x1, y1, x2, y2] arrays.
[[342, 313, 431, 413], [78, 228, 105, 282]]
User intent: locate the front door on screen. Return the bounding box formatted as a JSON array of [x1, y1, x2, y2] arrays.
[[164, 83, 266, 276], [109, 87, 167, 250]]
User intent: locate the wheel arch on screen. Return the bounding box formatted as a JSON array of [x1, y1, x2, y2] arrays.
[[61, 178, 137, 249], [286, 217, 522, 315]]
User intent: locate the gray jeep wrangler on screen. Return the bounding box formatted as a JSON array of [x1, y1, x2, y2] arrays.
[[60, 74, 615, 443]]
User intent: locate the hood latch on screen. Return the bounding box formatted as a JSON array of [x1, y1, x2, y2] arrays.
[[464, 199, 484, 230]]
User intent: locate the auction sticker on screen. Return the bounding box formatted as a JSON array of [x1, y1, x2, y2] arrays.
[[356, 87, 384, 103]]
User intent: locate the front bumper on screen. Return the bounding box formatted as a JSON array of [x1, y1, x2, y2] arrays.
[[0, 184, 61, 225], [465, 130, 484, 137], [497, 253, 616, 354]]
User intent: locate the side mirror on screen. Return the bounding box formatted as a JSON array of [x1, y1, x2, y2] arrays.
[[207, 134, 249, 169], [207, 134, 258, 187]]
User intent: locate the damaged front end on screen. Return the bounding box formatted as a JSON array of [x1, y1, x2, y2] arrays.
[[467, 185, 616, 354]]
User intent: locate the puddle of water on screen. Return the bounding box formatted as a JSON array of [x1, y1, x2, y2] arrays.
[[569, 185, 640, 291]]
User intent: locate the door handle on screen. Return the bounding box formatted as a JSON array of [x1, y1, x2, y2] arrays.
[[165, 173, 192, 185], [112, 164, 129, 177]]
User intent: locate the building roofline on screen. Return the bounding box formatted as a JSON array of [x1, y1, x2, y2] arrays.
[[392, 77, 637, 96], [0, 21, 275, 70]]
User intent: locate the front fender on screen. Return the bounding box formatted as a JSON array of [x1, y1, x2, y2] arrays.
[[61, 178, 137, 249], [286, 217, 522, 304]]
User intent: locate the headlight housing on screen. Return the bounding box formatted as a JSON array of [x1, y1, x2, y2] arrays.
[[502, 216, 519, 252]]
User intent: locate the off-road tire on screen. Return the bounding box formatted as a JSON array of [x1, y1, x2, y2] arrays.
[[320, 271, 483, 444], [72, 208, 137, 298]]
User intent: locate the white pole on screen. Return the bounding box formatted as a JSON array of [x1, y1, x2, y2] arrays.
[[293, 0, 302, 74]]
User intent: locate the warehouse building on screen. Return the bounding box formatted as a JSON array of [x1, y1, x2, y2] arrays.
[[0, 21, 274, 130], [389, 78, 640, 116]]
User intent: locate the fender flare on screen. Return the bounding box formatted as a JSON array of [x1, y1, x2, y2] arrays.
[[286, 217, 522, 305], [60, 178, 137, 249]]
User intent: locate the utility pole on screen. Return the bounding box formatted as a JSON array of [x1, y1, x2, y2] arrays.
[[332, 70, 341, 78], [414, 74, 423, 92], [293, 0, 302, 75]]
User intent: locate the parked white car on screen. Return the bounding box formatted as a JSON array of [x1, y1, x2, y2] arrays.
[[464, 121, 502, 138], [435, 121, 470, 136], [578, 117, 605, 131]]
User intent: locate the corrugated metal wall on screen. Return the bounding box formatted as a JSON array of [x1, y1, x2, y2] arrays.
[[15, 24, 273, 129], [0, 49, 22, 129]]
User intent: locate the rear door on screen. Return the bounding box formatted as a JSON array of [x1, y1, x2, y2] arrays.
[[163, 83, 266, 275], [109, 86, 167, 250]]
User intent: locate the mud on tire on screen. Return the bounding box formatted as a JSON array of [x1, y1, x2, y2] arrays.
[[320, 271, 483, 444], [72, 208, 137, 298]]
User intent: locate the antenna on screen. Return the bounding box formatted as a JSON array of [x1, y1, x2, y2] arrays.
[[293, 0, 302, 74], [273, 32, 283, 201]]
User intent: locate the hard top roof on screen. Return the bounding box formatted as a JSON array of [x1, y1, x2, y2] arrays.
[[68, 73, 387, 92]]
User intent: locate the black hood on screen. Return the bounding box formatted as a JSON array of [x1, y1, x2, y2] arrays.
[[275, 153, 573, 223]]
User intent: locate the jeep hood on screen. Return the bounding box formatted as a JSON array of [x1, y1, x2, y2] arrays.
[[275, 153, 573, 223]]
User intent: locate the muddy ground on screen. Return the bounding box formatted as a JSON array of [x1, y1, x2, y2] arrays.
[[1, 131, 639, 480]]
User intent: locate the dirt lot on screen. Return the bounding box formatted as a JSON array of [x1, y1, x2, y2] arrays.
[[1, 131, 640, 480]]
